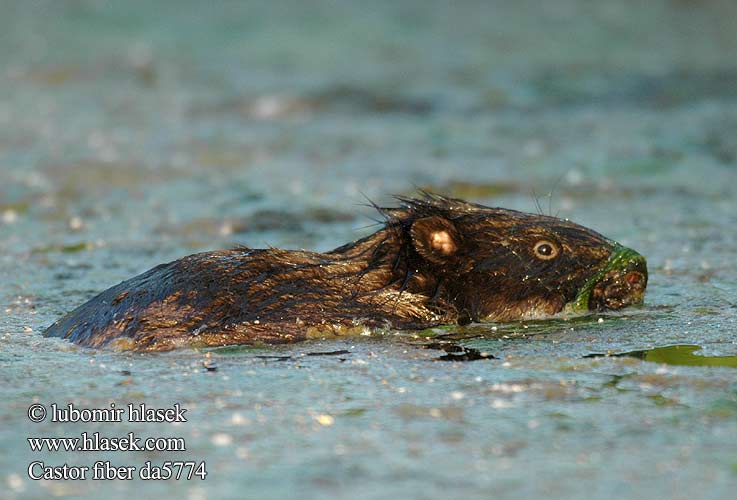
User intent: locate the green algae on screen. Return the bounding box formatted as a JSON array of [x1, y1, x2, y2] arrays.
[[31, 242, 93, 254], [590, 345, 737, 368], [565, 244, 647, 314]]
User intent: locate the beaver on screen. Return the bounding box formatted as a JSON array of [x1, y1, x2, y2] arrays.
[[44, 194, 647, 352]]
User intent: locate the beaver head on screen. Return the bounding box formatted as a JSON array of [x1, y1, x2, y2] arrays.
[[370, 195, 648, 323]]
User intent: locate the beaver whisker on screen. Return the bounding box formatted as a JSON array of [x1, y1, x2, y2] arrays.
[[531, 188, 545, 216]]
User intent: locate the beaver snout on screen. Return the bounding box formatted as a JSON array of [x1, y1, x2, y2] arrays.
[[589, 254, 648, 311]]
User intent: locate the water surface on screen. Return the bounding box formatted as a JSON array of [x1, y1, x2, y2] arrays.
[[1, 1, 737, 499]]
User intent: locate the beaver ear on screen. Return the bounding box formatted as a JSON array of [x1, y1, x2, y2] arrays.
[[410, 216, 460, 263]]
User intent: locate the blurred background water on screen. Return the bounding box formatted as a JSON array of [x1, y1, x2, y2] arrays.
[[1, 1, 736, 499]]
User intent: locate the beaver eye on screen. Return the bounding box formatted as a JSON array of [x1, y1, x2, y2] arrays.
[[533, 240, 559, 260]]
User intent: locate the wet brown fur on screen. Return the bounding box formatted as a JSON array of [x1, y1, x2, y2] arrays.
[[45, 195, 627, 352]]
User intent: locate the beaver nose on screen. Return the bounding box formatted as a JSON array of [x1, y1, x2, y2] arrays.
[[589, 252, 648, 311], [622, 256, 647, 287], [625, 271, 644, 286]]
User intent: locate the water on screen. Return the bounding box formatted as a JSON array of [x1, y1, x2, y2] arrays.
[[1, 1, 737, 498]]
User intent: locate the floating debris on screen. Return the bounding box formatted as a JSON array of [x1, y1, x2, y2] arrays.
[[1, 209, 18, 224], [254, 355, 292, 362], [211, 433, 233, 446], [305, 350, 350, 357], [424, 342, 496, 362], [315, 414, 335, 426]]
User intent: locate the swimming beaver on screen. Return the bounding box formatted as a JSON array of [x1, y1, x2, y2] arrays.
[[44, 195, 647, 352]]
